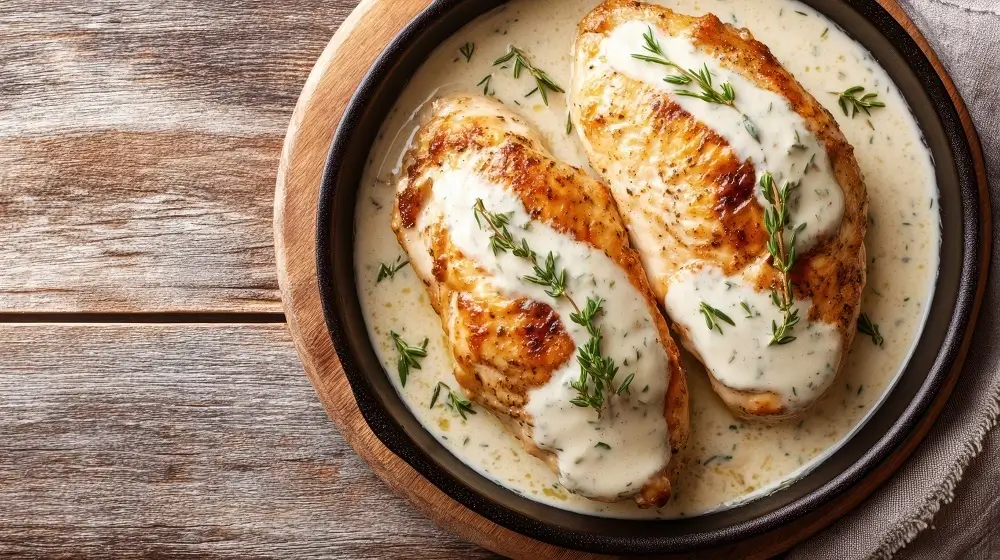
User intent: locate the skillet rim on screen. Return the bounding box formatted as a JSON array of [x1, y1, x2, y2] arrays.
[[315, 0, 983, 553]]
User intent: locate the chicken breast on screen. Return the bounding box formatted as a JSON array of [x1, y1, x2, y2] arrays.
[[391, 94, 689, 506], [570, 0, 867, 418]]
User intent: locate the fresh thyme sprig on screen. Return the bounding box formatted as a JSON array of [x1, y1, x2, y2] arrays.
[[493, 45, 565, 105], [430, 381, 477, 419], [857, 313, 884, 347], [632, 26, 759, 141], [567, 297, 632, 412], [523, 251, 568, 299], [632, 27, 735, 106], [472, 199, 574, 307], [472, 199, 627, 417], [390, 331, 428, 386], [831, 86, 885, 118], [699, 302, 736, 334], [459, 42, 475, 63], [760, 172, 806, 345], [376, 255, 409, 283]]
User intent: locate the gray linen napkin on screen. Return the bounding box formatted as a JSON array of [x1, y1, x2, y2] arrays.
[[790, 0, 1000, 558]]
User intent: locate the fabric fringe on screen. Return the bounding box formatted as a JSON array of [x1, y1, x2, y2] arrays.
[[872, 383, 1000, 559]]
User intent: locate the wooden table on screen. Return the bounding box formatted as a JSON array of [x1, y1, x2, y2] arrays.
[[0, 1, 984, 558], [0, 1, 494, 557]]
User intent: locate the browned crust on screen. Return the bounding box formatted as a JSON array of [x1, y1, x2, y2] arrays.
[[575, 0, 868, 417], [391, 94, 691, 505], [396, 183, 428, 229]]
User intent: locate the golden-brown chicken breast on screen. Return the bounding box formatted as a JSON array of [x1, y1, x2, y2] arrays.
[[570, 0, 867, 418], [391, 93, 689, 506]]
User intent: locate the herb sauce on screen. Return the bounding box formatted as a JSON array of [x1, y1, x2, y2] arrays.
[[352, 0, 939, 518], [395, 154, 672, 499], [589, 21, 850, 409]]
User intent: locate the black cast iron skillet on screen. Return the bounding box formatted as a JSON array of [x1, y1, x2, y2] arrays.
[[317, 0, 981, 554]]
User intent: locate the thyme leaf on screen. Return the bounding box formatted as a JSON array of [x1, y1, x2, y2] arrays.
[[616, 373, 635, 395], [477, 74, 494, 96], [742, 114, 760, 142]]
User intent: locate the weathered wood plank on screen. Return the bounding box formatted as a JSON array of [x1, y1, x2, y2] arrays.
[[0, 1, 358, 313], [0, 324, 496, 559]]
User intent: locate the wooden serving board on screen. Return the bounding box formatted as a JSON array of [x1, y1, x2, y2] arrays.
[[274, 0, 989, 557]]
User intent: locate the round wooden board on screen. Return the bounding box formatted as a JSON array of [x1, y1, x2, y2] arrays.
[[274, 1, 990, 557]]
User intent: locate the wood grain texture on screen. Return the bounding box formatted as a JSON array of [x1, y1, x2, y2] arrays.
[[0, 324, 497, 559], [0, 0, 355, 313], [0, 0, 987, 557], [274, 0, 989, 558]]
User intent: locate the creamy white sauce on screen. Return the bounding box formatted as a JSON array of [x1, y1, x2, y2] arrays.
[[352, 0, 940, 518], [594, 21, 849, 407], [601, 21, 845, 252], [664, 264, 841, 405], [401, 164, 672, 498]]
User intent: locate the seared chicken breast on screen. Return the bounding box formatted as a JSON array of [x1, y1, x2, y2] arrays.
[[391, 94, 689, 506], [571, 1, 867, 417]]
